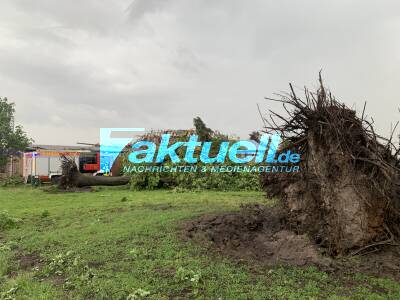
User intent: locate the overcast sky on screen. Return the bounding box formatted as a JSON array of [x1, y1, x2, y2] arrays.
[[0, 0, 399, 145]]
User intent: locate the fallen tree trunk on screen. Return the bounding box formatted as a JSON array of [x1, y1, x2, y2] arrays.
[[59, 156, 130, 189], [72, 174, 130, 187]]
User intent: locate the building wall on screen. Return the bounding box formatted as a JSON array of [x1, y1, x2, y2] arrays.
[[0, 156, 23, 177]]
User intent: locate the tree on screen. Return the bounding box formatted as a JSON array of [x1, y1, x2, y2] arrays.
[[193, 117, 213, 142], [249, 131, 261, 142], [0, 97, 31, 167], [59, 156, 130, 189]]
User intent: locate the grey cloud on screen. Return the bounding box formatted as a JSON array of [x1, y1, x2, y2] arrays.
[[127, 0, 173, 20], [0, 0, 399, 145], [10, 0, 127, 35]]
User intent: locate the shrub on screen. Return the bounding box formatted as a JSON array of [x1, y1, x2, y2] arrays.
[[128, 162, 261, 191], [0, 211, 21, 231], [0, 176, 24, 187], [123, 119, 261, 191]]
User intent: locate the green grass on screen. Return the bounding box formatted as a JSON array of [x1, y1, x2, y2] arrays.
[[0, 186, 399, 299]]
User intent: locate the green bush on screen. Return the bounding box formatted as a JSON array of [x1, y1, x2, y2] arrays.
[[0, 211, 21, 231], [0, 176, 24, 187], [128, 162, 261, 191], [123, 120, 261, 191]]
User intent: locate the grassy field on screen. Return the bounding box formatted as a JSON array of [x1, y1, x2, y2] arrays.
[[0, 186, 399, 299]]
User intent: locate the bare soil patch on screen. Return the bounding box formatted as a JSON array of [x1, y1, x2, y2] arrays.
[[184, 204, 400, 281], [16, 252, 44, 271]]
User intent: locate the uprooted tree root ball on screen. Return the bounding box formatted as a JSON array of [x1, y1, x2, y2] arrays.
[[260, 75, 399, 256], [185, 75, 400, 273]]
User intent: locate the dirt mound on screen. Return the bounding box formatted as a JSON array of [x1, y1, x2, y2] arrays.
[[185, 205, 329, 267], [184, 205, 400, 280]]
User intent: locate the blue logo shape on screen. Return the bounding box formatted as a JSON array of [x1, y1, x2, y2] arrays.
[[100, 128, 145, 173]]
